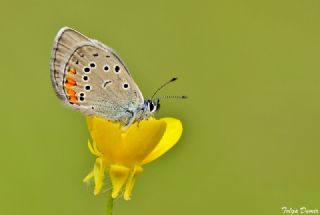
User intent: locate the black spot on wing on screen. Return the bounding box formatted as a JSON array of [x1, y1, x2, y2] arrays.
[[103, 80, 112, 88]]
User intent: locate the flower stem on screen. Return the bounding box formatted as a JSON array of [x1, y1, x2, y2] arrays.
[[106, 192, 114, 215]]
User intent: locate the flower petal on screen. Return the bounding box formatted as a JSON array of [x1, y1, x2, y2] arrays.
[[109, 165, 131, 199], [86, 117, 94, 132], [142, 118, 182, 164], [87, 117, 122, 163], [124, 166, 143, 200], [87, 139, 96, 155], [118, 119, 167, 164], [93, 158, 105, 195], [83, 170, 94, 183], [87, 140, 103, 157]]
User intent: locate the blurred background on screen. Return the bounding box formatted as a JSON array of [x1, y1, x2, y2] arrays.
[[1, 0, 320, 214]]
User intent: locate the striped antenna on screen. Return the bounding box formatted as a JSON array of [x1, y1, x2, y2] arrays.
[[151, 77, 178, 100]]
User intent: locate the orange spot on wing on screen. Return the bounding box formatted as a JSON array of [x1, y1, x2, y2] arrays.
[[66, 77, 76, 85], [69, 68, 76, 75], [64, 72, 79, 104], [69, 95, 78, 104], [66, 89, 76, 96]]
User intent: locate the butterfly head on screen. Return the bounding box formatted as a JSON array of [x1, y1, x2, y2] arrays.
[[145, 99, 160, 114]]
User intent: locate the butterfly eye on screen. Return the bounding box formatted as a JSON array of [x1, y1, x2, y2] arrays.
[[149, 102, 155, 112], [103, 64, 110, 72]]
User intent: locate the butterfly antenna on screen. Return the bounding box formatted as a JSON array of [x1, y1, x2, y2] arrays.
[[151, 77, 178, 100], [157, 95, 188, 100]]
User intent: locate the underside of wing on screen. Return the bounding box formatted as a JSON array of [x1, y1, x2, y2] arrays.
[[50, 27, 144, 120], [50, 27, 89, 99]]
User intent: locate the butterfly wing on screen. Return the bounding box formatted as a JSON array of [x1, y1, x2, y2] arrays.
[[50, 27, 144, 121]]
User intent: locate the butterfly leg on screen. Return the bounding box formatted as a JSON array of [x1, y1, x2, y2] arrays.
[[122, 110, 136, 129]]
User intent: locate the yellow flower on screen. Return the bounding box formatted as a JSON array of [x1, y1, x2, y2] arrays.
[[83, 117, 183, 200]]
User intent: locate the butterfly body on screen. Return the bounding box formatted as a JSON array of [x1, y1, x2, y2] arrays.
[[50, 27, 158, 126]]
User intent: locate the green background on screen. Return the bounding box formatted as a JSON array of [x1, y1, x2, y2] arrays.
[[1, 0, 320, 214]]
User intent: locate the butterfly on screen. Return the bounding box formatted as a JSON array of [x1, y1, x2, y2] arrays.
[[50, 27, 184, 127]]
